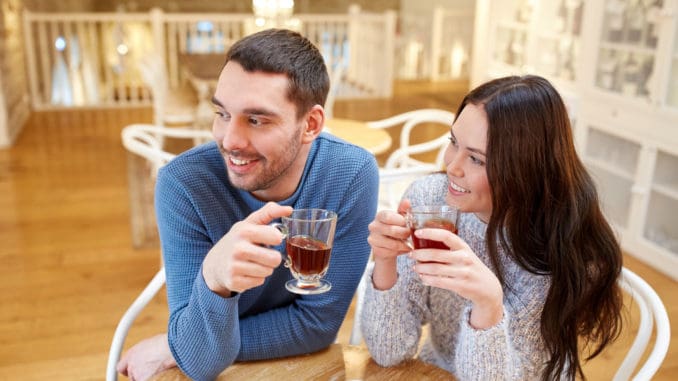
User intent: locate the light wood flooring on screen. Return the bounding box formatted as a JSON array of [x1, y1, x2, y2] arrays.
[[0, 80, 675, 380]]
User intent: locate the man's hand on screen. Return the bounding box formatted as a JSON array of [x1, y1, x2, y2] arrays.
[[117, 333, 176, 381], [203, 202, 293, 296]]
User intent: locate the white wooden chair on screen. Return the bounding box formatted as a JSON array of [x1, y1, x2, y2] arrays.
[[107, 124, 212, 381], [367, 108, 456, 210], [138, 55, 198, 142], [614, 267, 671, 380], [349, 267, 671, 381]]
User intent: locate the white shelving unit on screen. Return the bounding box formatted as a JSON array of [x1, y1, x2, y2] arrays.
[[578, 0, 678, 281], [473, 0, 678, 280]]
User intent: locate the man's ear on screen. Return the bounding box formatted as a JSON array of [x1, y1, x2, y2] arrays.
[[301, 104, 325, 144]]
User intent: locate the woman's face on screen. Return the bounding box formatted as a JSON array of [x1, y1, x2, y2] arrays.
[[443, 103, 492, 222]]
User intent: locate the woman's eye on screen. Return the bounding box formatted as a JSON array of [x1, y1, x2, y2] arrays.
[[470, 155, 485, 166], [448, 136, 459, 147]]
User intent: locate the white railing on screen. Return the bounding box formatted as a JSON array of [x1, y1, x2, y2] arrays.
[[23, 6, 396, 110]]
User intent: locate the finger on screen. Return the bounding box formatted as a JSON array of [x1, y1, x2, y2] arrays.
[[245, 202, 293, 225], [373, 209, 408, 227], [236, 223, 287, 247], [371, 221, 411, 240], [413, 227, 469, 251], [368, 234, 412, 254], [117, 352, 130, 375], [411, 247, 470, 266], [228, 274, 268, 293], [418, 273, 462, 289], [397, 198, 411, 215], [232, 241, 283, 268]]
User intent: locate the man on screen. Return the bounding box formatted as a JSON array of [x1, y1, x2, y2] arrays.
[[117, 29, 378, 381]]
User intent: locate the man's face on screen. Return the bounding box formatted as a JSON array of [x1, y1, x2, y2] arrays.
[[211, 61, 309, 201]]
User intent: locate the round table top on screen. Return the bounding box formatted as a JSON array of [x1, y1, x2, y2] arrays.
[[149, 344, 454, 380], [325, 118, 392, 156]]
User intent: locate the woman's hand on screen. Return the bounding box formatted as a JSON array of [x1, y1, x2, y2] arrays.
[[368, 199, 413, 290], [410, 228, 504, 329]]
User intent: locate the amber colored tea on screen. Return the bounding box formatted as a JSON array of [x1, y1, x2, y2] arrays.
[[286, 235, 332, 276], [410, 218, 458, 250]]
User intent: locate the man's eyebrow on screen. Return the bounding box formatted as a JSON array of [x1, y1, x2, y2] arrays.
[[210, 97, 276, 117], [451, 130, 486, 156]]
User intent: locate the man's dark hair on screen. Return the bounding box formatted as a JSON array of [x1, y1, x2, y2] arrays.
[[226, 28, 330, 119]]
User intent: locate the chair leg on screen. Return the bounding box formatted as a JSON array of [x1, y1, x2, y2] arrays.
[[106, 269, 166, 381]]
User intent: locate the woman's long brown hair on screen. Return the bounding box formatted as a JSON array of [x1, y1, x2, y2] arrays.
[[455, 75, 623, 380]]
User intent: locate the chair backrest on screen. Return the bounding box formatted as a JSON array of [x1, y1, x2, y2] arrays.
[[614, 267, 670, 381], [368, 108, 455, 170], [367, 109, 456, 210], [349, 266, 671, 380], [108, 124, 213, 381], [122, 123, 213, 176]]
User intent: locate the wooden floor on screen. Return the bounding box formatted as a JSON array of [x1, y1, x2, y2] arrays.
[[0, 80, 675, 380]]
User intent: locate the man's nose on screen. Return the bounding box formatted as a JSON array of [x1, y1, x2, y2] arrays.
[[218, 119, 248, 151]]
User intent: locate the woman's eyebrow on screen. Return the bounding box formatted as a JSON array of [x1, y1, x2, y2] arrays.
[[451, 130, 486, 156]]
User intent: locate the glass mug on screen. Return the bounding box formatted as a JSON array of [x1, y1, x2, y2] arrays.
[[272, 209, 337, 295], [406, 205, 460, 250]]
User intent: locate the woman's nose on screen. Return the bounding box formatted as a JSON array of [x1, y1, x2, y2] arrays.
[[446, 151, 464, 178]]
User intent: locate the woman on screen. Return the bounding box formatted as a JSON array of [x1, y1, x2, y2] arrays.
[[361, 75, 623, 380]]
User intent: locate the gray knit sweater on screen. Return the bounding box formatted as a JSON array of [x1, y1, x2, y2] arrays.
[[361, 173, 551, 380]]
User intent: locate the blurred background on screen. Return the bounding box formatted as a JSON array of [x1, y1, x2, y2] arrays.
[[0, 0, 676, 379]]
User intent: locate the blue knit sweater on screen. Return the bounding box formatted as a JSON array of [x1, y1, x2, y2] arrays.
[[155, 132, 379, 380]]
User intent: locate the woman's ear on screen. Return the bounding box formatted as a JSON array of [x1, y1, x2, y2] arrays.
[[301, 104, 325, 143]]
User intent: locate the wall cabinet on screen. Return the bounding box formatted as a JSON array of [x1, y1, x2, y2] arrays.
[[472, 0, 585, 92], [473, 0, 678, 280]]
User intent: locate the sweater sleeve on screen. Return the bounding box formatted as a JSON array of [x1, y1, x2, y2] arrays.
[[360, 255, 430, 366], [156, 166, 242, 381], [453, 279, 548, 380]]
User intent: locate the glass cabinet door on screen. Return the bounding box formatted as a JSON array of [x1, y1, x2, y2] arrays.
[[491, 0, 533, 71], [534, 0, 584, 82], [645, 150, 678, 253], [667, 3, 678, 108], [584, 127, 641, 229], [595, 0, 664, 100]]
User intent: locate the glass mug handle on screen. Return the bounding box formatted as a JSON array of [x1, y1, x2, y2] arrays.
[[271, 222, 291, 268], [403, 211, 415, 251]]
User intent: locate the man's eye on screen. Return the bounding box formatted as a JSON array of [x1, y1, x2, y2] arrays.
[[248, 116, 269, 126]]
